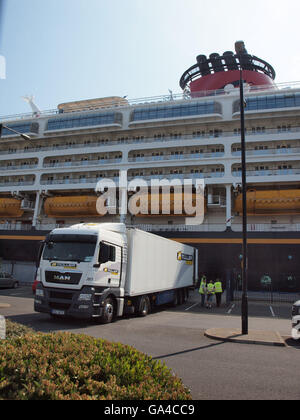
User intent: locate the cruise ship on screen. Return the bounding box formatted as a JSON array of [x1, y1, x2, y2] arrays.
[[0, 42, 299, 293]]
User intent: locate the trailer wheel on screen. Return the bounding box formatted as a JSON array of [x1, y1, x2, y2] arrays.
[[182, 288, 188, 303], [136, 296, 151, 317], [177, 289, 184, 305], [171, 290, 179, 306], [101, 297, 115, 324]]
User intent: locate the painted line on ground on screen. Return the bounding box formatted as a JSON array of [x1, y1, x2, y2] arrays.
[[185, 302, 200, 311], [270, 306, 276, 317], [227, 303, 235, 314]]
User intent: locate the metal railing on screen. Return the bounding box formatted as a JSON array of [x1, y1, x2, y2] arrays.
[[1, 81, 300, 123], [1, 222, 300, 233], [1, 124, 300, 158]]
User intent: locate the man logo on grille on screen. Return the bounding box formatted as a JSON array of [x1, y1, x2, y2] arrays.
[[54, 274, 71, 282]]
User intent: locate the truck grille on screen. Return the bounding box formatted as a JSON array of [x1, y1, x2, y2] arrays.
[[49, 291, 74, 300], [45, 271, 82, 285]]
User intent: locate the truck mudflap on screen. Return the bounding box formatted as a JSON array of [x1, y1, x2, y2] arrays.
[[34, 284, 121, 320]]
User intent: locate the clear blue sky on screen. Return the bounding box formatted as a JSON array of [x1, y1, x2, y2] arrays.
[[0, 0, 300, 117]]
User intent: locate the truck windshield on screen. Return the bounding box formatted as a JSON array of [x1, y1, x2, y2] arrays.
[[43, 241, 96, 263]]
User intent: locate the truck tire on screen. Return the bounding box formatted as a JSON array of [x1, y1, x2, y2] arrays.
[[136, 296, 151, 317], [101, 297, 116, 324]]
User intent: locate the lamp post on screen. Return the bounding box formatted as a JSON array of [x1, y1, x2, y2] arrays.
[[235, 41, 248, 335], [0, 123, 32, 141]]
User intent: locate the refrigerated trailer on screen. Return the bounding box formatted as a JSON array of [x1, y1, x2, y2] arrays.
[[34, 223, 198, 323]]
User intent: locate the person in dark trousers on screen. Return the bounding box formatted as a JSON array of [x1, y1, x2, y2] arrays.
[[198, 275, 207, 307], [214, 278, 223, 307], [206, 279, 215, 309]]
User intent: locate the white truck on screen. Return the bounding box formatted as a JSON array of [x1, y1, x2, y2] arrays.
[[34, 223, 198, 323], [292, 300, 300, 340]]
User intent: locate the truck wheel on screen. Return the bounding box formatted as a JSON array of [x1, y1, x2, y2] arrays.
[[101, 297, 115, 324], [136, 296, 150, 317]]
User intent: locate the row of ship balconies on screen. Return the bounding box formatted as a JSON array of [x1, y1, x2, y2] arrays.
[[0, 162, 299, 188], [1, 125, 300, 158], [0, 142, 299, 172]]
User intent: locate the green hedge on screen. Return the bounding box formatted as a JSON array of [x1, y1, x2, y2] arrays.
[[5, 319, 35, 340], [0, 330, 191, 400]]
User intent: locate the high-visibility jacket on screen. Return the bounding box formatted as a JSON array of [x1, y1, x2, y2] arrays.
[[214, 281, 223, 293], [207, 283, 215, 295], [199, 280, 207, 295]]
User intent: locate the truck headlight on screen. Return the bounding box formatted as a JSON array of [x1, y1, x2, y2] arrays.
[[79, 293, 92, 301], [36, 289, 44, 297]]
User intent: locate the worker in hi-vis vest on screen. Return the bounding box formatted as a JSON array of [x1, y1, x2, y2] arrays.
[[198, 275, 207, 307], [206, 279, 215, 309], [214, 278, 223, 307]]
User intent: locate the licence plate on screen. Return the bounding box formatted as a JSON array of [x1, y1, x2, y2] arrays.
[[51, 309, 65, 316]]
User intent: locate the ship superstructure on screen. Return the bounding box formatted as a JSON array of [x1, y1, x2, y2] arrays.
[[1, 43, 300, 292]]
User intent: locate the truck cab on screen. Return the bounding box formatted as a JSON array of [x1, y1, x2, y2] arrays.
[[35, 223, 127, 322], [292, 300, 300, 340]]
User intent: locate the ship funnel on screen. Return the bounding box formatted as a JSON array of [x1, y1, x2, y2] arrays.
[[196, 55, 210, 76], [180, 42, 276, 94], [209, 53, 223, 73], [223, 51, 238, 71], [234, 40, 248, 55]]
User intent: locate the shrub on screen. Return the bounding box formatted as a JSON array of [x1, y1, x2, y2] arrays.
[[5, 319, 36, 340], [0, 332, 191, 400]]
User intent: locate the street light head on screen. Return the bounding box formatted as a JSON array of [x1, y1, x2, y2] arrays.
[[20, 134, 32, 141], [0, 124, 32, 141], [235, 40, 248, 55]]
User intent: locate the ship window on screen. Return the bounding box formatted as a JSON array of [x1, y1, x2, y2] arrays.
[[131, 101, 221, 122], [47, 112, 120, 131], [241, 93, 300, 112]]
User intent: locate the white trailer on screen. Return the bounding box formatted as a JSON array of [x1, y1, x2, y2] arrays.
[[34, 223, 198, 323]]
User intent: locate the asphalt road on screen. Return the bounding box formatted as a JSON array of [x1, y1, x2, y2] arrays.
[[1, 287, 300, 400]]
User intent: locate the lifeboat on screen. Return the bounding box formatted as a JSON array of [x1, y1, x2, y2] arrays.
[[0, 198, 24, 217], [234, 189, 300, 215], [133, 192, 203, 217], [58, 96, 129, 113], [44, 196, 100, 218]]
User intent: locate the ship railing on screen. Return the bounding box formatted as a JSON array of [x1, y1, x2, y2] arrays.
[[128, 151, 225, 163], [126, 224, 228, 232], [0, 180, 35, 187], [232, 146, 300, 157], [127, 172, 225, 183], [232, 223, 300, 232], [0, 164, 38, 171], [232, 168, 300, 177], [43, 158, 122, 168], [1, 222, 300, 232], [130, 223, 300, 232], [1, 81, 300, 123], [40, 176, 119, 186]]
